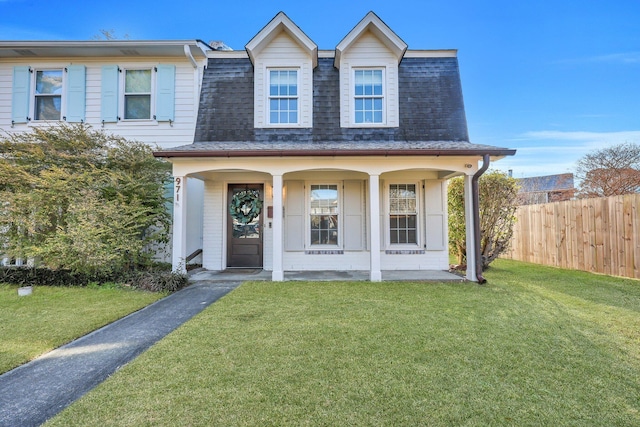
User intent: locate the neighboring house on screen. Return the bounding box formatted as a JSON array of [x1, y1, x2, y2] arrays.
[[0, 39, 211, 265], [155, 12, 516, 282], [517, 173, 575, 205]]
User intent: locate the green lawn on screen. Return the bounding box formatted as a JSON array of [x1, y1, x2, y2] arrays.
[[48, 259, 640, 426], [0, 284, 163, 374]]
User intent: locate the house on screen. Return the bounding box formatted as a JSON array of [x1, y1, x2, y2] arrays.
[[0, 39, 211, 265], [517, 173, 575, 205], [154, 12, 516, 282]]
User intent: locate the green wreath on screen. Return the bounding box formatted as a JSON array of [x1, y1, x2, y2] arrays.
[[229, 190, 263, 224]]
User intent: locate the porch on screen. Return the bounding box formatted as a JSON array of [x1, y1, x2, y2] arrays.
[[189, 268, 464, 283]]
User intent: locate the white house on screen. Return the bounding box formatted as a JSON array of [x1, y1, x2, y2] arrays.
[[0, 39, 211, 265], [155, 12, 516, 282]]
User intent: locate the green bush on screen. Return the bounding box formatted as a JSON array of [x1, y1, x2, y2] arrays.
[[125, 270, 188, 293], [0, 266, 188, 293]]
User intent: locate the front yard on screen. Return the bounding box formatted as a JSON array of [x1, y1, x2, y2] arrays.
[[0, 284, 162, 374], [46, 259, 640, 426]]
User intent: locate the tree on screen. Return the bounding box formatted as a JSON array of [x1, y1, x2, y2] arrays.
[[576, 142, 640, 198], [448, 170, 519, 270], [0, 123, 171, 274]]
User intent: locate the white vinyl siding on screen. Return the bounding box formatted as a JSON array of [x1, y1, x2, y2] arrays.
[[253, 32, 313, 128], [4, 58, 203, 150]]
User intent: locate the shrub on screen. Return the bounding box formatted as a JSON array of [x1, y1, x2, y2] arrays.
[[125, 270, 188, 293]]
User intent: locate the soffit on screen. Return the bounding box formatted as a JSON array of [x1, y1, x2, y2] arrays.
[[0, 40, 210, 59]]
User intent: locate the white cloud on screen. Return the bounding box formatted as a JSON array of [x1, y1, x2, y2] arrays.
[[499, 130, 640, 178], [589, 52, 640, 64]]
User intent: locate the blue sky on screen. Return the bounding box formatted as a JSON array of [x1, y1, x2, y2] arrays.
[[2, 0, 638, 178]]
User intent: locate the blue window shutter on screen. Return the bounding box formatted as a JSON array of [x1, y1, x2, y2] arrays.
[[65, 65, 86, 122], [155, 64, 175, 121], [101, 65, 119, 122], [12, 66, 31, 124]]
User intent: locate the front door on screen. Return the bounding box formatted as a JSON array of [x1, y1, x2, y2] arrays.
[[227, 184, 263, 268]]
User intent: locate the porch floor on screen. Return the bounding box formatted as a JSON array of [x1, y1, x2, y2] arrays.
[[188, 268, 464, 283]]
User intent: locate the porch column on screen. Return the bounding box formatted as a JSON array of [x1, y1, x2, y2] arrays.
[[272, 174, 284, 281], [464, 174, 477, 281], [172, 176, 188, 274], [368, 174, 382, 282]]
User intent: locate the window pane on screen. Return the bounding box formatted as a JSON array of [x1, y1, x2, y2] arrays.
[[310, 185, 339, 246], [269, 69, 298, 124], [35, 96, 61, 120], [389, 184, 417, 245], [124, 95, 151, 119], [125, 70, 151, 93], [35, 70, 62, 95]]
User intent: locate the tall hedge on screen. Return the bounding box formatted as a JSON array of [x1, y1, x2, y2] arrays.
[[0, 123, 172, 274], [448, 170, 519, 270]]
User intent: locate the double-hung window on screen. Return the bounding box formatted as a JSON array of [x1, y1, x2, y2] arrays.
[[34, 70, 63, 120], [310, 184, 339, 246], [123, 69, 152, 120], [389, 184, 418, 245], [269, 69, 298, 125], [354, 69, 383, 124]]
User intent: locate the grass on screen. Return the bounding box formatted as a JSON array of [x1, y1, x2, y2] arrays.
[[0, 283, 163, 374], [47, 259, 640, 426]]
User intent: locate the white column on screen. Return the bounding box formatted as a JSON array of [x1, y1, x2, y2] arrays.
[[368, 174, 382, 282], [272, 174, 284, 281], [172, 175, 188, 274], [464, 174, 477, 282]]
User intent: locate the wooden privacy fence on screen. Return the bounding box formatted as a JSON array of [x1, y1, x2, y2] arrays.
[[503, 193, 640, 279]]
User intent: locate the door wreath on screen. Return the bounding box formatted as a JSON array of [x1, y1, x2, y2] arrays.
[[229, 190, 263, 224]]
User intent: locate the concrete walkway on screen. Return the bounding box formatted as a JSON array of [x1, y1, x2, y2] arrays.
[[0, 280, 242, 427]]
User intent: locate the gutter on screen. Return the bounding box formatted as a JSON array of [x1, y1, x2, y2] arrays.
[[472, 154, 490, 284], [154, 148, 516, 158]]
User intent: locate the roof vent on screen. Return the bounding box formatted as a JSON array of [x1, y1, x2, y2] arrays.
[[209, 41, 232, 51], [14, 49, 36, 56], [120, 49, 141, 56]]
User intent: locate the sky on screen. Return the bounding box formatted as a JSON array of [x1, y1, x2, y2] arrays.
[[1, 0, 638, 178]]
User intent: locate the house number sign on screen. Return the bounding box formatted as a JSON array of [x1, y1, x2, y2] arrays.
[[175, 177, 182, 202]]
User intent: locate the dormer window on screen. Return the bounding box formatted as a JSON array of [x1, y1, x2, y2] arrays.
[[354, 69, 384, 124], [269, 69, 298, 125]]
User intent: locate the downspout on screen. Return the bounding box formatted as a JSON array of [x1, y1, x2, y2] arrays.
[[472, 154, 490, 284], [183, 44, 198, 69]]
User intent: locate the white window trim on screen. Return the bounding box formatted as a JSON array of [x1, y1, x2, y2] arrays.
[[350, 66, 386, 127], [306, 181, 342, 249], [384, 181, 422, 249], [119, 67, 156, 122], [265, 67, 300, 127], [30, 68, 66, 122]]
